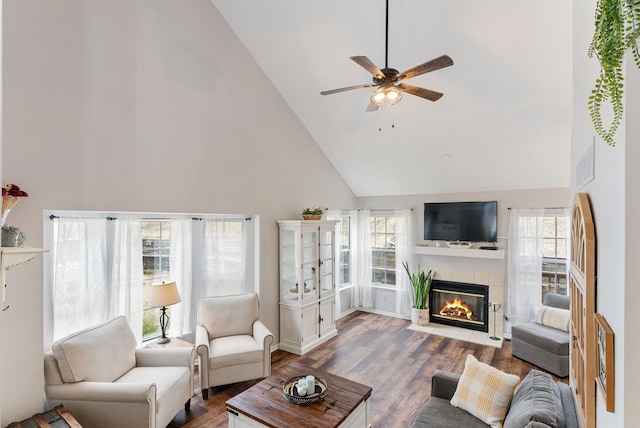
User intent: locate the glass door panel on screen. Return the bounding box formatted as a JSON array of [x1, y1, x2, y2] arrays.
[[281, 229, 300, 301], [302, 230, 318, 299], [319, 228, 334, 293]]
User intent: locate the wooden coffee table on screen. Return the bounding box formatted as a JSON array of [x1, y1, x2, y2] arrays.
[[226, 361, 372, 428]]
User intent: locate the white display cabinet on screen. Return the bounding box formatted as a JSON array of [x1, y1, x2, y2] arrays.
[[277, 220, 337, 355]]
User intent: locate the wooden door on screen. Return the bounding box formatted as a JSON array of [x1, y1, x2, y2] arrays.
[[570, 193, 596, 428]]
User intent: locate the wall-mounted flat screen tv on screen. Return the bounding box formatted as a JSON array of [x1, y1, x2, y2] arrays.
[[423, 201, 497, 243]]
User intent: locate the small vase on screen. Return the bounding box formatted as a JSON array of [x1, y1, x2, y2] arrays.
[[0, 209, 11, 227], [1, 195, 21, 226], [411, 308, 430, 326]]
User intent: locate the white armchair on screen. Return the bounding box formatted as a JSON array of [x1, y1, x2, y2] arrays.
[[196, 293, 274, 399], [44, 316, 194, 428]]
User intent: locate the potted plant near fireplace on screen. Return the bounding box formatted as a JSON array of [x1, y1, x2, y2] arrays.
[[402, 261, 433, 326]]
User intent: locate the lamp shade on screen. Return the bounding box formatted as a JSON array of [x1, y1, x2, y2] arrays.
[[149, 281, 181, 308]]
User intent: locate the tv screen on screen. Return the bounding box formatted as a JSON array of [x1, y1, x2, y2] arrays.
[[423, 201, 497, 243]]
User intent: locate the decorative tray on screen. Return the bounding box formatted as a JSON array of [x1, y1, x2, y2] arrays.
[[446, 241, 472, 249], [282, 375, 328, 405]]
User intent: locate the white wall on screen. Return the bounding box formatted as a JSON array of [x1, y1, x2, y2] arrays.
[[0, 1, 356, 423], [572, 0, 637, 426], [623, 44, 640, 428]]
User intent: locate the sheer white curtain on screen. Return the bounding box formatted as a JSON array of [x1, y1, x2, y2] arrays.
[[325, 209, 342, 313], [201, 219, 246, 296], [52, 218, 108, 340], [394, 209, 413, 316], [506, 208, 545, 335], [169, 218, 192, 337], [110, 219, 143, 344], [354, 209, 373, 308]]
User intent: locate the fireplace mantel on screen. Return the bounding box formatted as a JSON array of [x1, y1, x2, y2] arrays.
[[414, 245, 505, 260]]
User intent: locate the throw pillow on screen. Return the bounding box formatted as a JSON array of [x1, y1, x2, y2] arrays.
[[535, 305, 571, 332], [450, 354, 520, 428], [503, 369, 565, 428]]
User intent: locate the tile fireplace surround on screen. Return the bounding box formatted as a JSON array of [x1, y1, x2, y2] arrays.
[[422, 269, 505, 345]]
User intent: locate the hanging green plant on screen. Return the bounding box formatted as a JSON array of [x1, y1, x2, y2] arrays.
[[588, 0, 640, 147]]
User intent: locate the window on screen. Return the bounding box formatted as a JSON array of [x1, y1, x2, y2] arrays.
[[516, 212, 569, 300], [338, 216, 351, 287], [46, 211, 257, 346], [201, 219, 247, 296], [370, 214, 396, 286], [142, 221, 172, 340], [541, 215, 569, 298]]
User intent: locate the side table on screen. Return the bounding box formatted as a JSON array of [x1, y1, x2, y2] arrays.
[[145, 337, 194, 349], [7, 405, 82, 427], [145, 337, 197, 366]]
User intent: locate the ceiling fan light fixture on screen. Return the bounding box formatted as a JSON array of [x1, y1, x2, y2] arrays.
[[370, 84, 402, 107]]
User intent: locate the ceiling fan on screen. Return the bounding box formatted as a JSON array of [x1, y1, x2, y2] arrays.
[[320, 0, 453, 111]]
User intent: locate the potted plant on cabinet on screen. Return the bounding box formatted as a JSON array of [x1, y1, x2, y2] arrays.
[[402, 261, 433, 326], [301, 206, 325, 220]]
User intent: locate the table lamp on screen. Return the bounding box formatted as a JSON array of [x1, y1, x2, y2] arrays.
[[149, 281, 181, 344]]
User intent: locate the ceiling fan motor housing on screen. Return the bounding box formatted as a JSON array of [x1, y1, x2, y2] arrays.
[[373, 68, 399, 85]]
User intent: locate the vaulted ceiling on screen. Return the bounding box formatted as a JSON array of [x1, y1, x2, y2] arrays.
[[212, 0, 573, 197]]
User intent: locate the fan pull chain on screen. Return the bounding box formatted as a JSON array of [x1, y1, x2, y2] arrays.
[[377, 107, 397, 131], [391, 106, 395, 129]]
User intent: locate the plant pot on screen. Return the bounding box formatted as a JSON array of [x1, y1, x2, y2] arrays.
[[1, 228, 26, 247], [411, 308, 430, 326], [302, 214, 322, 220]]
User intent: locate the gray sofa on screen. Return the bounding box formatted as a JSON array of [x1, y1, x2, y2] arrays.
[[511, 293, 570, 377], [410, 369, 578, 428]]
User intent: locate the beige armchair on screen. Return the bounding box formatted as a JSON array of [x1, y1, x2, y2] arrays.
[[44, 316, 194, 428], [196, 293, 274, 399]]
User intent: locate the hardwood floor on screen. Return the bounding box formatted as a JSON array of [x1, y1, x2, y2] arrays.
[[169, 311, 565, 428]]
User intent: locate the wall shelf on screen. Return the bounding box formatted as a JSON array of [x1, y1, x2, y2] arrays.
[[1, 247, 47, 303], [414, 245, 505, 260]]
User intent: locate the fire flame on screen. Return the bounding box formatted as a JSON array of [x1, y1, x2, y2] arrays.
[[439, 297, 473, 320]]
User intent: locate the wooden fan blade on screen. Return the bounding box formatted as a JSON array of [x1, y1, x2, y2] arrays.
[[320, 83, 376, 96], [397, 83, 444, 101], [365, 102, 379, 112], [350, 56, 385, 80], [396, 55, 454, 82]]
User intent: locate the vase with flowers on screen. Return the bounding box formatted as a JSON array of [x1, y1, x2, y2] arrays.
[[2, 183, 28, 226]]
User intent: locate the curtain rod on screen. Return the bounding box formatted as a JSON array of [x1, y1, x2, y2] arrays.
[[49, 214, 252, 221], [49, 214, 118, 221], [507, 207, 568, 210], [355, 208, 413, 211]]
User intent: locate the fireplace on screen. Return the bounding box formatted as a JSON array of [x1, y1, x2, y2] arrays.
[[429, 280, 489, 332]]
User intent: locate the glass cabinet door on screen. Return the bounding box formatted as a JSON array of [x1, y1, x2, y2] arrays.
[[301, 230, 318, 299], [280, 228, 300, 301], [319, 227, 334, 295]]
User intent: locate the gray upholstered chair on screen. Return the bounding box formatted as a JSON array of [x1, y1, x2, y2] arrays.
[[196, 293, 274, 399], [44, 316, 195, 428], [511, 292, 571, 377]]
